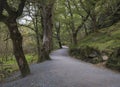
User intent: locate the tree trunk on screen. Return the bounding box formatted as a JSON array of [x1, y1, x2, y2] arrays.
[[5, 40, 9, 61], [55, 22, 62, 48], [5, 20, 30, 77], [58, 38, 62, 48], [93, 19, 97, 32], [33, 15, 42, 63], [91, 15, 98, 32], [38, 4, 54, 62], [56, 34, 62, 48], [36, 31, 41, 63], [73, 33, 77, 45], [84, 24, 88, 36]]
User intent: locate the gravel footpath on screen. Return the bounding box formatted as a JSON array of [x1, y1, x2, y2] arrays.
[[1, 47, 120, 87]]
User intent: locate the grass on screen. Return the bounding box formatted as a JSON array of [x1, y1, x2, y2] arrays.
[[0, 54, 37, 81], [1, 53, 37, 67], [70, 21, 120, 71], [76, 21, 120, 53]]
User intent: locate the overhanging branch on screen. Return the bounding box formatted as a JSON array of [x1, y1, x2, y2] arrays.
[[16, 0, 27, 17], [75, 12, 90, 34]]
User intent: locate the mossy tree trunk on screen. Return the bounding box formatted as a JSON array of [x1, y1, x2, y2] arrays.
[[0, 0, 30, 77], [38, 2, 54, 62], [66, 0, 90, 45], [72, 33, 77, 45], [5, 19, 30, 77]]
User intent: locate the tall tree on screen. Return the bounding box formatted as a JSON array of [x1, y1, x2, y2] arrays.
[[0, 0, 30, 77], [65, 0, 90, 45], [37, 0, 55, 62], [21, 1, 43, 63], [55, 21, 62, 48]]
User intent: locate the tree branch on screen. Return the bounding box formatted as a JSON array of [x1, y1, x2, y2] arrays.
[[16, 0, 27, 17], [75, 12, 90, 34]]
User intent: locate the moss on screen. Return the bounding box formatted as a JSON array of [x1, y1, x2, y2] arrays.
[[0, 53, 37, 80], [106, 48, 120, 71], [70, 22, 120, 67], [70, 46, 103, 64], [26, 54, 37, 64], [76, 22, 120, 53]]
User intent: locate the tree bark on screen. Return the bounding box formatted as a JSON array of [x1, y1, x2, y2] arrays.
[[84, 24, 88, 36], [55, 22, 62, 48], [32, 13, 42, 63], [5, 19, 30, 77], [57, 36, 62, 48], [36, 30, 41, 62], [73, 33, 77, 45], [38, 4, 54, 62], [92, 16, 98, 32]]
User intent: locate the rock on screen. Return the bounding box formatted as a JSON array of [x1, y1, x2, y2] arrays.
[[102, 55, 109, 61], [88, 51, 98, 58]]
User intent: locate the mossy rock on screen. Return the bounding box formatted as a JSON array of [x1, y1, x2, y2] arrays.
[[106, 48, 120, 71], [70, 46, 103, 64], [0, 74, 5, 81]]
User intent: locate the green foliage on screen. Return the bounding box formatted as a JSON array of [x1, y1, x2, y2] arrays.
[[39, 0, 56, 5], [0, 0, 120, 79], [0, 54, 37, 80], [106, 48, 120, 71], [25, 54, 37, 64], [7, 0, 21, 11], [70, 46, 103, 64], [70, 21, 120, 71], [77, 22, 120, 53]]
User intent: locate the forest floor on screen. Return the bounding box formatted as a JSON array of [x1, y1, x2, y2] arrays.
[[1, 47, 120, 87]]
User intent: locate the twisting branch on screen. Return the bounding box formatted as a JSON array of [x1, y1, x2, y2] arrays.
[[16, 0, 27, 17], [75, 12, 90, 34]]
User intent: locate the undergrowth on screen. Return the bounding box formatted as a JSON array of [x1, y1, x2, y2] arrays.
[[70, 21, 120, 71]]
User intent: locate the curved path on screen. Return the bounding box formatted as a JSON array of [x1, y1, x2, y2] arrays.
[[1, 47, 120, 87]]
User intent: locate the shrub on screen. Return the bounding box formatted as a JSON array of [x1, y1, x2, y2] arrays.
[[106, 48, 120, 71], [70, 46, 103, 64]]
